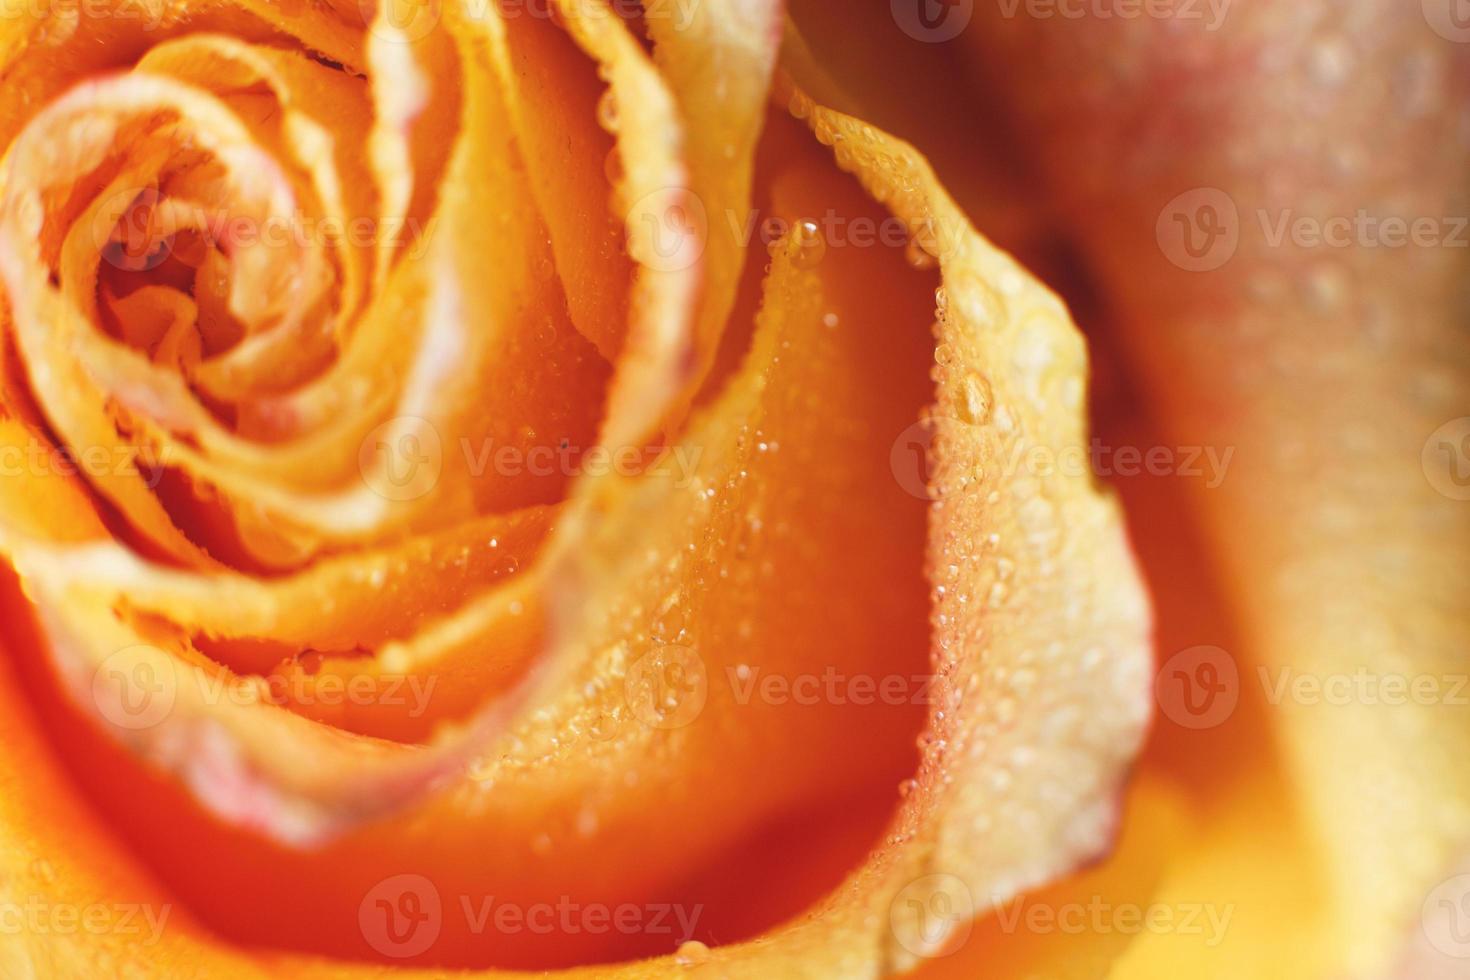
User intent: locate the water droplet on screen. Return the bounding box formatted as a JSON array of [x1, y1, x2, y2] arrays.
[[791, 220, 826, 269], [905, 235, 938, 270], [588, 711, 617, 741], [603, 149, 626, 190], [1309, 36, 1353, 87], [675, 939, 712, 966], [651, 603, 687, 642], [956, 375, 992, 424], [596, 90, 620, 132]]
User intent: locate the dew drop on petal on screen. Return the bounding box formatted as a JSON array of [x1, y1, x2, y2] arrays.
[[791, 220, 826, 269], [675, 940, 712, 966], [905, 238, 938, 270], [596, 89, 620, 132]]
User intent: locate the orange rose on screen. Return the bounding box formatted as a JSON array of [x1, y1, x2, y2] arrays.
[[0, 0, 1459, 977], [789, 1, 1470, 977]]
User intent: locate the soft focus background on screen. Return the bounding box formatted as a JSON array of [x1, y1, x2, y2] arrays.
[[787, 1, 1470, 977]]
